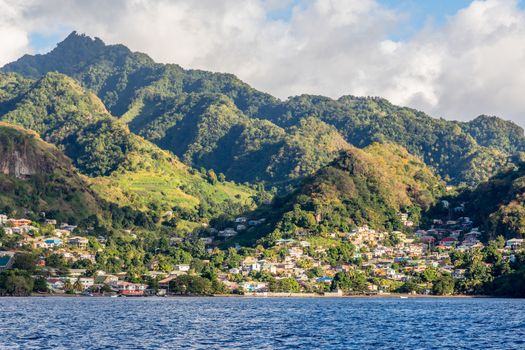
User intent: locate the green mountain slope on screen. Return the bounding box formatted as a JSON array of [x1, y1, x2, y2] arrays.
[[248, 143, 445, 245], [264, 95, 516, 185], [455, 163, 525, 240], [0, 123, 105, 223], [0, 73, 256, 228], [460, 115, 525, 154], [3, 32, 524, 186]]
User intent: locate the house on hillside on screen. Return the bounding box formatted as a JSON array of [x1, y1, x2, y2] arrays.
[[174, 264, 190, 272], [218, 228, 237, 238], [44, 219, 57, 226], [60, 223, 77, 232], [8, 219, 32, 227], [69, 236, 89, 249], [44, 238, 63, 248], [439, 237, 457, 247], [506, 238, 524, 250]]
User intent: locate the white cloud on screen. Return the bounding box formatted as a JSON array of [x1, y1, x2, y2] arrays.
[[1, 0, 525, 127], [0, 0, 31, 65]]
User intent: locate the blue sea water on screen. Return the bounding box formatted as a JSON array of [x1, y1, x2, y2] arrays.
[[0, 297, 524, 349]]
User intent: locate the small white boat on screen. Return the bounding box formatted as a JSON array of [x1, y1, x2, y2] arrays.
[[400, 296, 409, 299]]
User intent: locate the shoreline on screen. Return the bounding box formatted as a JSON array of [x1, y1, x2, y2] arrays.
[[0, 293, 491, 299]]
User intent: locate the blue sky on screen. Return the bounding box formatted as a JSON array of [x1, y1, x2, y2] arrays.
[[378, 0, 474, 39]]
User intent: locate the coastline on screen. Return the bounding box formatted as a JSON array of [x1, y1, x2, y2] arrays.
[[0, 292, 490, 299]]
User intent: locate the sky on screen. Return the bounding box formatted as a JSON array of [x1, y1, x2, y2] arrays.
[[1, 0, 525, 127]]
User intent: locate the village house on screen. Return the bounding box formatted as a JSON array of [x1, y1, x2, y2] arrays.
[[8, 219, 32, 227], [240, 281, 268, 292], [46, 278, 64, 291], [174, 264, 190, 272], [44, 219, 57, 226], [12, 225, 38, 235], [44, 237, 63, 248], [218, 228, 237, 238], [78, 277, 95, 290], [68, 269, 87, 278], [68, 236, 89, 249], [506, 238, 524, 250], [235, 217, 248, 224], [53, 229, 71, 238], [288, 247, 303, 259], [439, 237, 458, 247], [158, 276, 176, 290], [60, 223, 78, 232], [116, 281, 148, 296]]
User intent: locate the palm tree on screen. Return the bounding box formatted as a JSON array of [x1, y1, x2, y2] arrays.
[[73, 279, 83, 292]]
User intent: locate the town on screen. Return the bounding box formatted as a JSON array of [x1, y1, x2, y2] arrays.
[[0, 208, 523, 297]]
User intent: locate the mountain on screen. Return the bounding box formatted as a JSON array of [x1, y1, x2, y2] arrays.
[[460, 115, 525, 155], [0, 122, 105, 223], [262, 95, 517, 185], [455, 163, 525, 240], [3, 32, 523, 186], [0, 73, 256, 230], [242, 143, 445, 245]]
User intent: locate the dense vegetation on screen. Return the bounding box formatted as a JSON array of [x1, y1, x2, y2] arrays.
[[3, 32, 523, 186], [0, 74, 256, 228], [0, 123, 106, 223], [453, 163, 525, 240], [251, 143, 445, 245], [1, 32, 525, 299]]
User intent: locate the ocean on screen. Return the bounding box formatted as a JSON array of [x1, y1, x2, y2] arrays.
[[0, 297, 523, 349]]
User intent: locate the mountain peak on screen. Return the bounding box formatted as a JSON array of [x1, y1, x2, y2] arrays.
[[57, 31, 106, 51]]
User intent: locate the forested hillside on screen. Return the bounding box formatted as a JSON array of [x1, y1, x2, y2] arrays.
[[4, 32, 524, 186], [242, 143, 445, 246], [455, 163, 525, 240], [0, 73, 256, 229], [0, 123, 106, 224]]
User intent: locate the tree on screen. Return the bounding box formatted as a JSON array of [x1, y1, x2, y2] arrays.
[[63, 279, 73, 293], [397, 279, 420, 294], [169, 275, 212, 295], [421, 267, 439, 283], [46, 254, 68, 269], [432, 275, 455, 295], [73, 279, 84, 292], [13, 253, 37, 272], [331, 271, 367, 293], [0, 270, 34, 296], [33, 276, 49, 293], [268, 277, 301, 293]]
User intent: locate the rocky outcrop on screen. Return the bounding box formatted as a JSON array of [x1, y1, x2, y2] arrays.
[[0, 149, 38, 178], [0, 124, 57, 179]]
